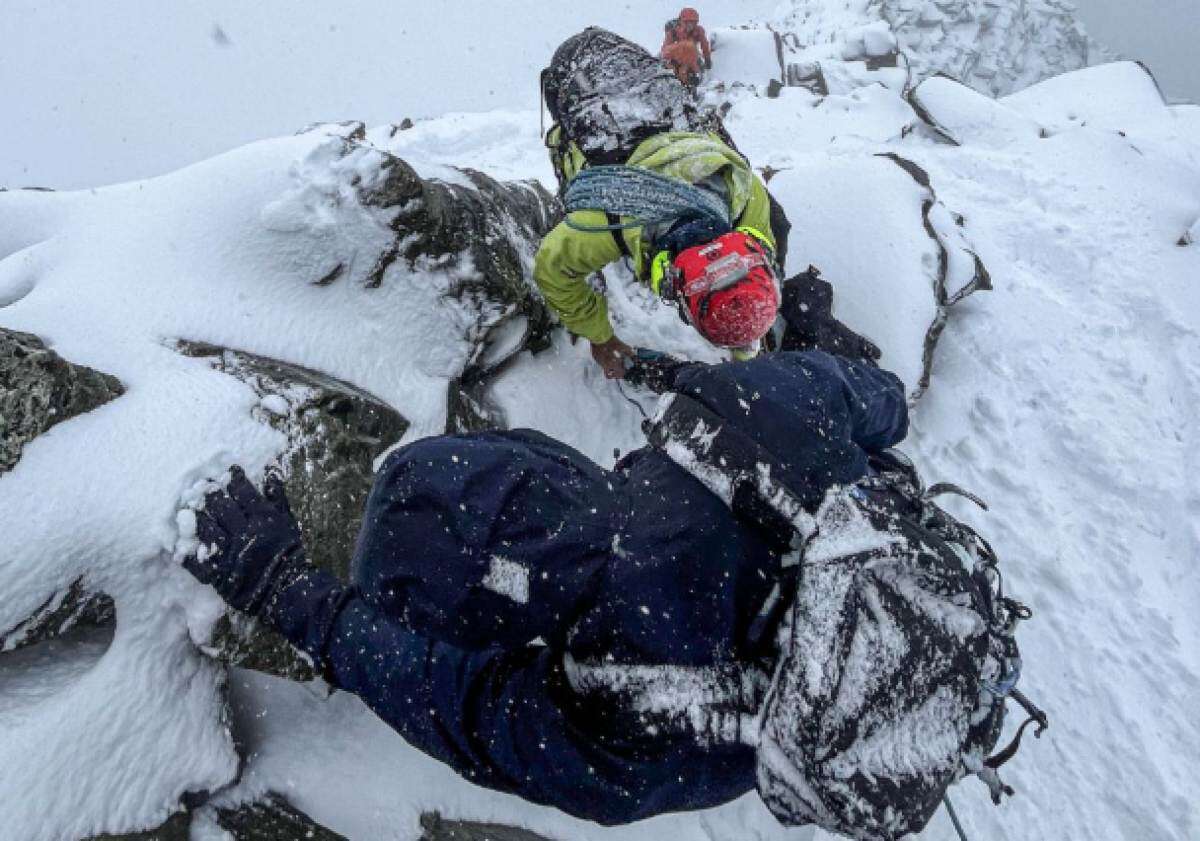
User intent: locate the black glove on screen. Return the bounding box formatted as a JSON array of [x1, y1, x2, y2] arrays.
[[779, 267, 883, 365], [704, 57, 713, 71], [623, 349, 697, 394], [183, 466, 308, 615]]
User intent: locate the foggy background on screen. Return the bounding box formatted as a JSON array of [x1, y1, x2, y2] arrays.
[[1071, 0, 1197, 104], [1, 0, 1196, 191]]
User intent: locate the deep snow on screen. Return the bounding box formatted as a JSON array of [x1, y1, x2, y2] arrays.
[[2, 6, 1200, 841]]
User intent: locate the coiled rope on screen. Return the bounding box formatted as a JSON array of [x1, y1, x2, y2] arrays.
[[563, 165, 730, 232]]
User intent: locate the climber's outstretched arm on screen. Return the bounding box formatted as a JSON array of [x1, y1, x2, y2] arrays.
[[264, 568, 750, 824]]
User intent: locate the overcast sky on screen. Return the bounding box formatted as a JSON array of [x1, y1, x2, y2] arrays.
[[1070, 0, 1198, 104], [1, 0, 1196, 190]]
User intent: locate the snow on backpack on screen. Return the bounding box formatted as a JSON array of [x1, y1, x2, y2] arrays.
[[648, 396, 1047, 841], [540, 27, 705, 175]]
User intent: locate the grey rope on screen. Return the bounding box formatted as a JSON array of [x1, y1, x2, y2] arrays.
[[563, 165, 730, 232], [944, 795, 971, 841]]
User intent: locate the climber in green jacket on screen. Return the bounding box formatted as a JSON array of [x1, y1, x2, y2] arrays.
[[534, 130, 780, 378], [536, 28, 783, 379]]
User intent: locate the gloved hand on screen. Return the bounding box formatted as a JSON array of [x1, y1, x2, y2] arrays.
[[623, 348, 696, 394], [704, 57, 713, 71], [779, 267, 883, 365], [183, 465, 308, 615]]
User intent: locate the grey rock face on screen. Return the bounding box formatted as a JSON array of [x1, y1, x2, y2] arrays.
[[0, 577, 114, 653], [387, 164, 560, 432], [210, 794, 349, 840], [295, 125, 562, 431], [178, 340, 408, 582], [0, 327, 124, 474], [179, 340, 409, 679], [0, 329, 123, 651], [87, 810, 191, 841]]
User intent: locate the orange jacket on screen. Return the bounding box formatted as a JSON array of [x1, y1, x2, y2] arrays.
[[661, 22, 711, 65], [662, 39, 701, 77]]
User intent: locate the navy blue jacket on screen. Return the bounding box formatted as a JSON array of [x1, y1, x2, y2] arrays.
[[263, 352, 908, 824]]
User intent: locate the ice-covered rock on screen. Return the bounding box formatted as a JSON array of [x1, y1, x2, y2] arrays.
[[87, 791, 346, 840], [199, 794, 349, 841], [1183, 217, 1200, 247], [419, 813, 556, 841], [0, 329, 124, 653]]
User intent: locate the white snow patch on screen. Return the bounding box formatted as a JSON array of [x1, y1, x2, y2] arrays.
[[482, 556, 530, 605]]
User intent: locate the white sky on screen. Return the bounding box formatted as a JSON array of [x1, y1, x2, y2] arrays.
[[1, 1, 1195, 190], [1070, 0, 1198, 105], [0, 1, 779, 189]]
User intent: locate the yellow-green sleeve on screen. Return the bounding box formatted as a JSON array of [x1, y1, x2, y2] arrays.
[[533, 210, 624, 344], [736, 174, 776, 251]]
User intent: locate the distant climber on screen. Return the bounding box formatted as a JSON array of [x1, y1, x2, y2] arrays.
[[537, 27, 785, 378], [182, 346, 1039, 838], [661, 7, 712, 87]]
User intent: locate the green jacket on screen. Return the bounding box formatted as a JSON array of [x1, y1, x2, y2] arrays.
[[534, 131, 775, 344]]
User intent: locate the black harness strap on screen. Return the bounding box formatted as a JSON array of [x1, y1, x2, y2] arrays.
[[606, 212, 631, 258]]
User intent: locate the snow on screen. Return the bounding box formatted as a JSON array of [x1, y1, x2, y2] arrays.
[[772, 0, 1102, 97], [766, 154, 991, 399], [1, 4, 1199, 840], [910, 76, 1045, 147], [1003, 60, 1170, 132], [707, 28, 784, 90], [482, 556, 531, 605]]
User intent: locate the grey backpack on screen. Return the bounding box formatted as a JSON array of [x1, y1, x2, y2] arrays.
[[756, 455, 1045, 840], [541, 27, 705, 166]]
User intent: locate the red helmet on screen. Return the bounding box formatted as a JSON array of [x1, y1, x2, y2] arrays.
[[679, 7, 700, 23], [668, 230, 779, 348]]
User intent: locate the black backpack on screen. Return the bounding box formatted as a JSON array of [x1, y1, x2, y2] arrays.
[[541, 28, 705, 168]]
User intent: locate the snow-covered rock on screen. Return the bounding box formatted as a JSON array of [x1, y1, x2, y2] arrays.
[[768, 154, 989, 398], [0, 121, 562, 840], [3, 7, 1200, 841], [707, 27, 784, 91], [0, 328, 123, 475], [774, 0, 1102, 96], [1002, 60, 1168, 133], [909, 75, 1044, 146]]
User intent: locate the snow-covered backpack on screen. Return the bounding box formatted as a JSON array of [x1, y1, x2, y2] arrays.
[[648, 396, 1046, 841], [754, 451, 1045, 839], [541, 27, 705, 182]]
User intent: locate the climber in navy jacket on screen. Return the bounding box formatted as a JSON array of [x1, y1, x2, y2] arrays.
[[181, 350, 908, 825]]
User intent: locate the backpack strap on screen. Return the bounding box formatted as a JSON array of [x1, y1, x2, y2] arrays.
[[605, 213, 631, 259]]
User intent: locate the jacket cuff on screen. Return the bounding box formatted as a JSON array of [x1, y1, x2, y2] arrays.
[[570, 303, 615, 344], [582, 319, 615, 345], [260, 564, 354, 671]]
